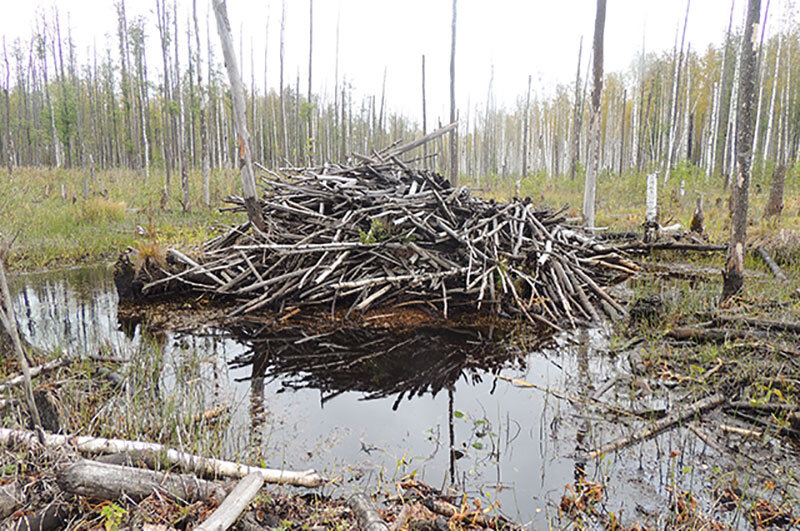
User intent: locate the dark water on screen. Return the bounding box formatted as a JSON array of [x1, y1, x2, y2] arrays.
[[9, 265, 707, 527]]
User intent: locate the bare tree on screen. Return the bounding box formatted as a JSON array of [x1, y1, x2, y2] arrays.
[[212, 0, 265, 231], [569, 37, 583, 180], [582, 0, 606, 229], [448, 0, 458, 185], [722, 0, 760, 304], [307, 0, 314, 165], [421, 55, 427, 169], [193, 0, 210, 206], [2, 38, 13, 179]]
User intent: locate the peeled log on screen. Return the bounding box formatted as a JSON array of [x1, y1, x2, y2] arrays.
[[195, 472, 264, 531], [0, 427, 326, 488], [57, 459, 226, 503]]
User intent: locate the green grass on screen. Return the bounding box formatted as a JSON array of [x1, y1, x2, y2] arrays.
[[0, 167, 243, 269]]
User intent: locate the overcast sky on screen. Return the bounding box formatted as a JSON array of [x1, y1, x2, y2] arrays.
[[0, 1, 786, 125]]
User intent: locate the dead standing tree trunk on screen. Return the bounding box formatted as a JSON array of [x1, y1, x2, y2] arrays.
[[212, 0, 265, 232], [721, 0, 760, 304], [582, 0, 606, 229], [448, 0, 458, 186]]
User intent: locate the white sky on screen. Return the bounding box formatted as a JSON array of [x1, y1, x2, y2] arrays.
[[0, 1, 786, 125]]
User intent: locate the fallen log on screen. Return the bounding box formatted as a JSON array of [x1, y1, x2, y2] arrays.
[[57, 459, 226, 503], [710, 315, 800, 335], [666, 327, 768, 343], [197, 474, 265, 531], [614, 242, 726, 252], [0, 427, 325, 488], [0, 481, 21, 519], [7, 502, 71, 531], [422, 497, 515, 529], [0, 358, 71, 394], [584, 393, 726, 460], [348, 493, 390, 531], [756, 247, 788, 281]]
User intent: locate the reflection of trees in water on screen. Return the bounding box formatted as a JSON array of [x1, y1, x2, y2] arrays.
[[225, 323, 553, 409]]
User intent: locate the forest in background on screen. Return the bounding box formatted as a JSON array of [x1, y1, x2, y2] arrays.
[[1, 0, 799, 207]]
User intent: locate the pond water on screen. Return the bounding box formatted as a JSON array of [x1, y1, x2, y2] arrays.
[[8, 264, 722, 528]]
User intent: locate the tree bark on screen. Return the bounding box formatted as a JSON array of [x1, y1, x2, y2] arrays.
[[582, 0, 606, 229], [721, 0, 760, 304], [763, 163, 784, 219], [212, 0, 265, 232]]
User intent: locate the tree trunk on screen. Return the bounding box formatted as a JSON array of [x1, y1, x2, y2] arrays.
[[279, 0, 287, 161], [212, 0, 265, 232], [448, 0, 458, 186], [569, 38, 583, 180], [721, 0, 760, 304], [173, 1, 189, 211], [2, 39, 12, 179], [582, 0, 606, 229], [421, 55, 427, 169], [307, 0, 314, 165], [156, 0, 173, 207], [58, 459, 226, 503], [193, 0, 211, 207], [763, 163, 784, 219], [522, 74, 531, 180]]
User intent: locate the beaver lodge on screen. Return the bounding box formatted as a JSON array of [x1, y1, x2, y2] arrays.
[[114, 134, 638, 330]]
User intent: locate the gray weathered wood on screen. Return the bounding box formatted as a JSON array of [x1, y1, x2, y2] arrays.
[[195, 472, 264, 531], [58, 459, 225, 503]]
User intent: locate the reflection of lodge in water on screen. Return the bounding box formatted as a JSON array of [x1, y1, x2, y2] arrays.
[[224, 321, 553, 408]]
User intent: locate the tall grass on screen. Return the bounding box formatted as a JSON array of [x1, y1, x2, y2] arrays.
[[0, 167, 242, 269]]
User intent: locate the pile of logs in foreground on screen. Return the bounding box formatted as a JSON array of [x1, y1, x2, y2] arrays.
[[117, 138, 638, 330]]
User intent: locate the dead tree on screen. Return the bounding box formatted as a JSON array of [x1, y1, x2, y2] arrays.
[[212, 0, 265, 232], [582, 0, 606, 229], [192, 0, 211, 206], [569, 38, 583, 181], [448, 0, 458, 185], [721, 0, 760, 304]]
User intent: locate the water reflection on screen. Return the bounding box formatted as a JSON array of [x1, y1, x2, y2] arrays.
[[224, 322, 552, 408], [8, 265, 629, 527]]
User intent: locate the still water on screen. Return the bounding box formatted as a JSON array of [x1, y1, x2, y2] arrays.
[[9, 264, 677, 527]]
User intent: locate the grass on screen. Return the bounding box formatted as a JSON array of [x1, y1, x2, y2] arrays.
[[476, 162, 800, 246], [0, 166, 243, 270]]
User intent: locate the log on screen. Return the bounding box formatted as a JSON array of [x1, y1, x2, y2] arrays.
[[57, 459, 226, 503], [0, 481, 21, 519], [0, 428, 325, 488], [585, 393, 726, 460], [422, 497, 515, 529], [756, 247, 787, 281], [0, 358, 71, 393], [7, 502, 71, 531], [666, 327, 768, 343], [348, 493, 390, 531], [711, 315, 800, 335], [195, 472, 264, 531]]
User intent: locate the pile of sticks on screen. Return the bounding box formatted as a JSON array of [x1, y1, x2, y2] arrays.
[[129, 134, 638, 330]]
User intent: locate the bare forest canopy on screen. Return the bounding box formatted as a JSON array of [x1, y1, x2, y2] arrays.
[[1, 1, 800, 183]]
